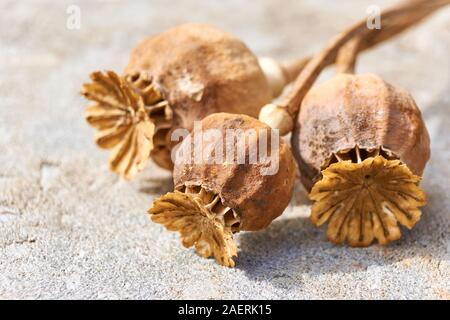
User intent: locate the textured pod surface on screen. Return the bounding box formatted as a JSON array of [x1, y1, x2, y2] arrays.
[[173, 113, 296, 231], [150, 113, 296, 266], [292, 73, 430, 190], [125, 23, 272, 134]]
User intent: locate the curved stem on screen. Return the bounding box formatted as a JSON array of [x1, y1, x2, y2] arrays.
[[280, 56, 311, 83], [259, 0, 450, 133], [336, 1, 449, 74], [266, 0, 449, 99], [336, 38, 360, 74], [284, 0, 450, 116]]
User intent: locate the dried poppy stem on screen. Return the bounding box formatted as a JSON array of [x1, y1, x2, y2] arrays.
[[335, 38, 361, 74], [259, 0, 450, 135], [335, 0, 450, 74], [280, 56, 311, 84], [258, 56, 311, 98]]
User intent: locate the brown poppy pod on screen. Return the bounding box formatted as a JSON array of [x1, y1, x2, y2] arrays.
[[81, 23, 304, 179], [149, 113, 296, 267], [258, 1, 447, 248], [291, 73, 430, 247]]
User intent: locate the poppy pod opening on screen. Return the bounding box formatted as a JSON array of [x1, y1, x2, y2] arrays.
[[149, 113, 296, 267], [292, 73, 430, 246], [82, 71, 171, 179]]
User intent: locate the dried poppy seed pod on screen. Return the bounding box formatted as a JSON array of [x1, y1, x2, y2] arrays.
[[81, 23, 304, 179], [149, 113, 296, 267], [291, 73, 430, 247]]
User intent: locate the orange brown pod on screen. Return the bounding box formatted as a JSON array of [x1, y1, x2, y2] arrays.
[[258, 0, 448, 247], [149, 113, 296, 267], [292, 73, 430, 246], [80, 23, 306, 179]]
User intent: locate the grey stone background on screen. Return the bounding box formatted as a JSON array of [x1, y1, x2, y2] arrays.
[[0, 0, 449, 299]]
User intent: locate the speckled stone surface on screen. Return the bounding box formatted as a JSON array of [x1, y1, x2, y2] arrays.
[[0, 0, 449, 299]]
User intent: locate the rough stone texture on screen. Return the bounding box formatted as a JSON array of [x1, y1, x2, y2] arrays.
[[0, 0, 449, 299]]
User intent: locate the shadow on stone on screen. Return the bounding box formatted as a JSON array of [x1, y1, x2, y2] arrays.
[[137, 176, 174, 195], [291, 179, 311, 206], [236, 192, 448, 289], [236, 80, 450, 289]]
